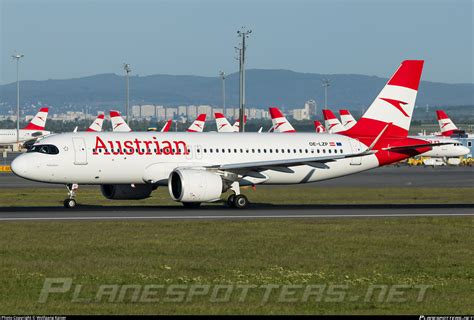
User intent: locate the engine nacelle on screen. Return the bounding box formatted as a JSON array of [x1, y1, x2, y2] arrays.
[[168, 169, 223, 202], [100, 184, 154, 200]]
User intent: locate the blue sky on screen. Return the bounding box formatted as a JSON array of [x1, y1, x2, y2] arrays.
[[1, 0, 472, 84]]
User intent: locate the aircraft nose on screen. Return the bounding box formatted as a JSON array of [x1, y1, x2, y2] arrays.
[[11, 154, 29, 178], [460, 146, 470, 156]]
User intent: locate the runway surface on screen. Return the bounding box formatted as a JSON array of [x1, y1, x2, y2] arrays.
[[0, 204, 472, 221], [1, 165, 474, 188]]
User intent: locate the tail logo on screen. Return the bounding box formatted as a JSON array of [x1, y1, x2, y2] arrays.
[[380, 97, 409, 117], [441, 122, 450, 128], [114, 123, 123, 129], [274, 122, 285, 130]]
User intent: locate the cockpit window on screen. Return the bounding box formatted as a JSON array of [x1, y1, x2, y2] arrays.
[[27, 144, 59, 155]]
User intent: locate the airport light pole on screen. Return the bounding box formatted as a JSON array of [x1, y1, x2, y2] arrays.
[[123, 63, 131, 121], [12, 53, 24, 144], [219, 71, 226, 116], [321, 78, 330, 109], [237, 27, 251, 132]]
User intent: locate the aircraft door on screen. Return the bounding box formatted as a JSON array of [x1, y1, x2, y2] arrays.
[[72, 137, 88, 165], [349, 138, 362, 165], [195, 145, 203, 160]]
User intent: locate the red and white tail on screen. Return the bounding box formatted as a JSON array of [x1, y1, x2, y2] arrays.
[[339, 110, 357, 130], [232, 115, 247, 132], [86, 114, 105, 132], [187, 114, 206, 132], [314, 120, 326, 133], [344, 60, 424, 138], [161, 119, 172, 132], [269, 107, 296, 133], [110, 110, 132, 132], [215, 113, 234, 132], [23, 107, 49, 130], [322, 109, 345, 133], [436, 110, 458, 136]]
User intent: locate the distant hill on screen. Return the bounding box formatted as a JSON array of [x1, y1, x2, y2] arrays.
[[0, 69, 473, 112]]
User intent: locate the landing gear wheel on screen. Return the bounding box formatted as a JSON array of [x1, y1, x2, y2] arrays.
[[227, 194, 236, 207], [182, 202, 201, 208], [64, 198, 76, 208], [233, 194, 249, 209]]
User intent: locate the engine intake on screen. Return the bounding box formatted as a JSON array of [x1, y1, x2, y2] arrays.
[[100, 184, 154, 200], [169, 169, 223, 202]]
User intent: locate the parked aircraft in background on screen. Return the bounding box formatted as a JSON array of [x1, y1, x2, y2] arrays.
[[314, 120, 326, 133], [0, 107, 50, 145], [215, 113, 234, 132], [86, 114, 105, 132], [269, 107, 295, 133], [13, 60, 456, 209], [161, 120, 173, 132], [186, 114, 206, 132], [322, 109, 345, 133], [339, 110, 357, 130], [110, 110, 132, 132], [232, 116, 246, 132]]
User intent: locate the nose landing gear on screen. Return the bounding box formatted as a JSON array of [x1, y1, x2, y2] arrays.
[[64, 184, 79, 208]]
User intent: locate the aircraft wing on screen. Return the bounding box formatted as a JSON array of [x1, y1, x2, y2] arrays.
[[214, 150, 374, 171]]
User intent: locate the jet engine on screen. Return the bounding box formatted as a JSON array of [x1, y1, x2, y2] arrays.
[[168, 169, 223, 202], [100, 184, 154, 200]]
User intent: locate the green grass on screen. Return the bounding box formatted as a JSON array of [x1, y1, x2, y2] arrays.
[[0, 218, 473, 314], [0, 186, 473, 207]]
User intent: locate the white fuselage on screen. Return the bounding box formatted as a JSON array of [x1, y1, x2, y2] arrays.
[[0, 129, 51, 145], [12, 132, 380, 186], [411, 135, 469, 158]]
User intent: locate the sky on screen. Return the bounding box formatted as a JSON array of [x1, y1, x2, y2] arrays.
[[1, 0, 472, 85]]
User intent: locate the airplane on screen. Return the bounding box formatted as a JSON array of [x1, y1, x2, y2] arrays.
[[339, 110, 357, 130], [0, 107, 50, 145], [110, 110, 132, 132], [232, 116, 247, 132], [435, 110, 472, 137], [322, 109, 346, 133], [161, 120, 173, 132], [86, 114, 105, 132], [215, 113, 234, 132], [269, 107, 296, 133], [314, 120, 326, 133], [186, 114, 206, 132], [436, 110, 458, 136], [215, 113, 247, 132], [13, 60, 451, 209]]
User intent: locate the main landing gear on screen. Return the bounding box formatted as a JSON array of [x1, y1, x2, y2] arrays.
[[227, 182, 249, 209], [64, 183, 78, 208]]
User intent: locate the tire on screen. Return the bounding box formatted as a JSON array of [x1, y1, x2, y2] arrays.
[[233, 194, 249, 209], [227, 194, 236, 207], [64, 199, 76, 208], [182, 202, 201, 208]]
